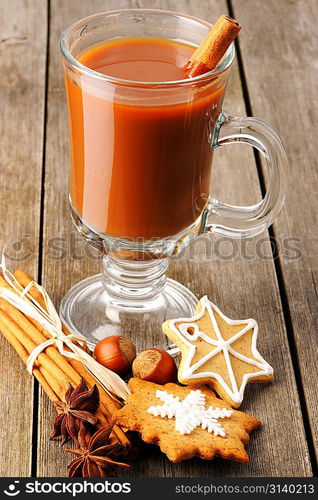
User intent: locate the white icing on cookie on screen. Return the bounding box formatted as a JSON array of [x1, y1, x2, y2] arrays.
[[166, 296, 273, 404], [147, 389, 232, 436]]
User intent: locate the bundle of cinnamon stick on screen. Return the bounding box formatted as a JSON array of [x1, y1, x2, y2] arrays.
[[186, 15, 241, 77], [0, 270, 130, 449]]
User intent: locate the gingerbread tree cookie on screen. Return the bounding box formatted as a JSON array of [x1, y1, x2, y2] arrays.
[[162, 296, 274, 407], [115, 378, 261, 463]]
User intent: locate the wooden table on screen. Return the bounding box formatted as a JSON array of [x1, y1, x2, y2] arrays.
[[0, 0, 317, 478]]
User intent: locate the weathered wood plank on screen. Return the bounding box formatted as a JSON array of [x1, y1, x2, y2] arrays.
[[38, 0, 166, 477], [0, 0, 48, 476], [39, 0, 311, 477], [155, 0, 311, 477], [233, 0, 318, 467]]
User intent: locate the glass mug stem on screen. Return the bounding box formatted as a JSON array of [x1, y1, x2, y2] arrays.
[[102, 255, 168, 303]]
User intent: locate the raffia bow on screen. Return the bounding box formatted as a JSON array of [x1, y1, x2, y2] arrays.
[[0, 253, 130, 402]]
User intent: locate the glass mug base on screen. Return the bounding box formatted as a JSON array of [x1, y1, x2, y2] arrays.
[[60, 273, 197, 352]]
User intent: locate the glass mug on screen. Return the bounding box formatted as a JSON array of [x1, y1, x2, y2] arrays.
[[59, 9, 287, 349]]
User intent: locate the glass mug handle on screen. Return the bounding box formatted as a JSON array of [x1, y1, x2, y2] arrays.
[[203, 111, 287, 238]]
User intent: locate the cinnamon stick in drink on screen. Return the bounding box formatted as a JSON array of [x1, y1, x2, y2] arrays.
[[186, 14, 241, 77]]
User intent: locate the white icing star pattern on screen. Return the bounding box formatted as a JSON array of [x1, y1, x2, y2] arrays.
[[169, 296, 273, 405], [147, 389, 233, 436]]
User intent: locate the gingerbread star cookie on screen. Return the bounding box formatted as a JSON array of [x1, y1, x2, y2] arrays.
[[162, 296, 273, 407], [115, 378, 261, 463]]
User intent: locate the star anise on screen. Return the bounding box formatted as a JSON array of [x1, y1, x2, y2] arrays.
[[50, 379, 100, 446], [65, 422, 130, 477]]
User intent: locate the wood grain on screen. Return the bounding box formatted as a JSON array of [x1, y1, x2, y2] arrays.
[[38, 0, 165, 477], [0, 0, 48, 476], [38, 0, 312, 477], [153, 0, 311, 477], [232, 0, 318, 466]]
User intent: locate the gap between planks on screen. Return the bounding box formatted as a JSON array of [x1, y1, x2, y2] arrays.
[[31, 0, 51, 478]]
